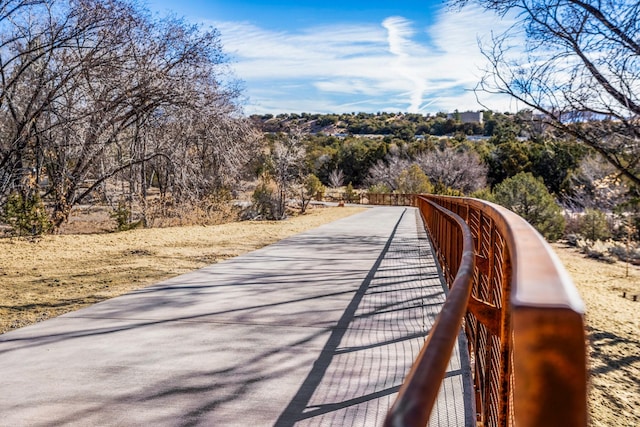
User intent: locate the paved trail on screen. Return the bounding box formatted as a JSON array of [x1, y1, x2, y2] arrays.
[[0, 207, 472, 426]]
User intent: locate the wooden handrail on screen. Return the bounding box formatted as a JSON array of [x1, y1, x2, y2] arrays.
[[376, 194, 587, 426]]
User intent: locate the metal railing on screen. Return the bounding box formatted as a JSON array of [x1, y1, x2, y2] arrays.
[[367, 193, 416, 206], [381, 194, 587, 427]]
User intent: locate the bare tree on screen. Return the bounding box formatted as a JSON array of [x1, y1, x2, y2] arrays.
[[165, 104, 260, 204], [415, 147, 488, 193], [366, 156, 411, 191], [0, 0, 110, 206], [566, 155, 631, 210], [454, 0, 640, 186], [328, 168, 345, 188], [40, 0, 153, 226], [0, 0, 255, 230], [259, 131, 306, 220]]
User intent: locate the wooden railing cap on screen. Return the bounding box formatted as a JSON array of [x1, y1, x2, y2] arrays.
[[466, 196, 585, 314]]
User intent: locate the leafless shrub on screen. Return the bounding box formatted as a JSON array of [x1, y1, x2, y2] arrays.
[[414, 147, 488, 194], [566, 155, 631, 210], [328, 169, 345, 188], [366, 156, 411, 191]]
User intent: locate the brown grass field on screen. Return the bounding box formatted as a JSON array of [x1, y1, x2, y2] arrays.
[[0, 206, 364, 332], [0, 207, 638, 426]]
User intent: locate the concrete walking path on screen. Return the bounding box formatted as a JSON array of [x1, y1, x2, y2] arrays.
[[0, 207, 472, 426]]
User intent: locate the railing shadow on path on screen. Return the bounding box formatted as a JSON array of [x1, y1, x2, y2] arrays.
[[272, 209, 409, 426], [274, 208, 474, 426]]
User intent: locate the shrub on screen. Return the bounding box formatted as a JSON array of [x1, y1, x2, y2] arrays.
[[575, 238, 616, 263], [299, 174, 325, 213], [251, 180, 278, 219], [470, 187, 495, 202], [2, 191, 51, 236], [344, 183, 359, 203], [110, 199, 142, 231], [432, 182, 464, 196], [368, 183, 392, 194], [577, 208, 611, 241], [566, 233, 580, 246], [396, 164, 433, 194], [304, 174, 325, 201], [608, 242, 640, 263], [493, 172, 565, 241]]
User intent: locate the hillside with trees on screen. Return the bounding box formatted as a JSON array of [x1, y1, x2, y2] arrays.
[[251, 111, 490, 139], [247, 110, 638, 246]]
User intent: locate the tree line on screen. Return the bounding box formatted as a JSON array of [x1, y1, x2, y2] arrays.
[[260, 115, 593, 202], [251, 116, 638, 243], [251, 110, 509, 140]]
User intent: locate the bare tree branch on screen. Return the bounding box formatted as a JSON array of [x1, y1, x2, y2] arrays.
[[460, 0, 640, 186]]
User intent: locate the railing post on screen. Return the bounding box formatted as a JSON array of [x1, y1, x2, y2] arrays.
[[497, 243, 512, 425]]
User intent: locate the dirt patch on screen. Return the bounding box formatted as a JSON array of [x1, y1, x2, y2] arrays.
[[0, 206, 364, 333], [552, 243, 640, 427]]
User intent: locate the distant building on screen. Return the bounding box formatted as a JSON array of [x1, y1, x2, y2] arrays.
[[447, 111, 483, 124]]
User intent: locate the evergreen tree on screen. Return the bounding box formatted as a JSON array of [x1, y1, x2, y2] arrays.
[[493, 172, 565, 241]]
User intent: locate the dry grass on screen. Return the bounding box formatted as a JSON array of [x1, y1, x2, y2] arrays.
[[0, 208, 637, 426], [553, 243, 640, 427], [0, 206, 364, 333]]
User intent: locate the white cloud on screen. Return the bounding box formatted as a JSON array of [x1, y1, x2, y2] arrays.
[[382, 16, 420, 57], [213, 5, 522, 114], [381, 16, 429, 112]]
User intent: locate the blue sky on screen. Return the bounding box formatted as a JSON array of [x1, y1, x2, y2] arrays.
[[145, 0, 519, 115]]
